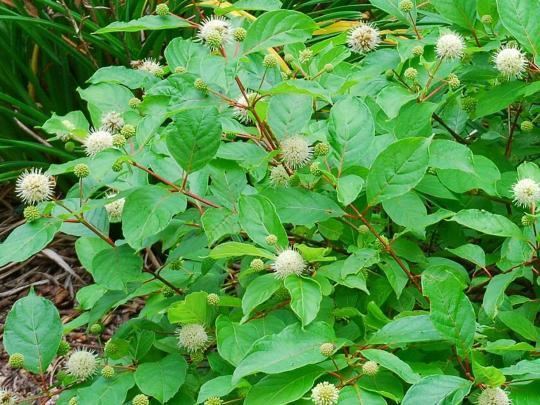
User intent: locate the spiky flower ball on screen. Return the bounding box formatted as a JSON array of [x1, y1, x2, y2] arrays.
[[436, 32, 465, 60], [104, 194, 125, 223], [118, 124, 135, 139], [194, 78, 208, 92], [250, 258, 265, 271], [101, 111, 124, 133], [310, 162, 322, 176], [207, 293, 220, 306], [399, 0, 414, 12], [137, 58, 164, 77], [269, 165, 290, 187], [204, 397, 224, 405], [311, 382, 340, 405], [265, 234, 278, 245], [0, 390, 17, 405], [512, 178, 540, 208], [89, 323, 103, 335], [84, 129, 114, 157], [477, 387, 511, 405], [320, 343, 335, 357], [362, 360, 380, 376], [101, 365, 115, 379], [314, 142, 330, 157], [264, 54, 278, 68], [299, 49, 314, 64], [280, 136, 313, 169], [16, 168, 54, 205], [65, 349, 97, 380], [177, 324, 208, 353], [233, 92, 258, 123], [233, 27, 247, 42], [521, 214, 536, 226], [8, 353, 24, 369], [198, 16, 232, 47], [156, 3, 169, 16], [73, 163, 90, 178], [112, 134, 127, 148], [57, 340, 71, 356], [272, 248, 306, 279], [23, 205, 41, 222], [404, 67, 417, 80], [521, 120, 534, 132], [347, 23, 380, 53], [132, 394, 149, 405], [447, 73, 461, 89], [462, 96, 477, 113], [494, 46, 527, 79], [162, 285, 175, 297], [481, 14, 493, 25], [129, 97, 142, 108], [412, 45, 424, 57]]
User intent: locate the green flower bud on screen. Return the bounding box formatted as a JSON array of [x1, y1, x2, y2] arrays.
[[319, 343, 335, 357], [104, 340, 118, 357], [112, 134, 126, 148], [190, 351, 205, 363], [299, 49, 313, 64], [233, 27, 247, 42], [358, 224, 370, 235], [65, 141, 75, 152], [132, 394, 149, 405], [8, 353, 24, 369], [274, 287, 289, 300], [120, 124, 136, 139], [174, 66, 187, 74], [89, 323, 103, 335], [194, 78, 208, 92], [57, 340, 70, 356], [68, 398, 78, 405], [128, 97, 142, 108], [250, 258, 265, 271], [310, 162, 322, 176], [399, 0, 414, 12], [447, 73, 460, 89], [101, 365, 115, 379], [207, 293, 220, 306], [204, 397, 224, 405], [521, 214, 536, 226], [156, 3, 169, 16], [112, 159, 124, 172], [73, 163, 90, 178], [265, 234, 278, 245], [170, 258, 184, 270], [284, 53, 294, 63], [162, 285, 175, 297], [385, 69, 394, 79], [412, 45, 424, 57], [324, 63, 334, 73], [263, 54, 278, 68], [314, 142, 330, 156], [404, 67, 417, 80], [207, 31, 224, 49], [23, 205, 41, 222], [362, 360, 380, 376], [481, 14, 493, 25], [462, 96, 477, 113], [521, 120, 534, 132]]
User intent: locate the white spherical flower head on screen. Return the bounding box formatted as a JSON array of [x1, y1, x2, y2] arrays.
[[477, 387, 511, 405], [273, 248, 306, 279], [101, 111, 125, 133], [280, 136, 313, 169], [104, 193, 125, 223], [65, 349, 97, 380], [347, 23, 380, 53], [0, 390, 17, 405], [311, 382, 340, 405], [15, 168, 55, 205], [233, 92, 258, 123], [177, 323, 209, 353], [511, 178, 540, 208], [84, 129, 114, 157], [436, 32, 465, 59], [137, 58, 164, 76], [494, 46, 527, 79], [198, 16, 232, 45]]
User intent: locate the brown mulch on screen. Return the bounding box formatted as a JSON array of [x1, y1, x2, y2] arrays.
[[0, 185, 142, 401]]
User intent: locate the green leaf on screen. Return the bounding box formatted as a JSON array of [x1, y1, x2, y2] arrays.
[[402, 375, 472, 405], [87, 66, 158, 89], [134, 353, 187, 402], [95, 15, 191, 34], [473, 81, 527, 118], [238, 195, 288, 249], [123, 186, 187, 250], [77, 374, 135, 404], [0, 219, 62, 267], [393, 101, 437, 139], [369, 315, 445, 345], [328, 96, 375, 175], [197, 375, 237, 404], [201, 208, 241, 245], [220, 0, 282, 12], [244, 365, 325, 405], [361, 349, 422, 384], [268, 94, 312, 138], [337, 175, 365, 206], [366, 137, 431, 206], [242, 10, 317, 55], [482, 268, 522, 319], [377, 259, 409, 299], [431, 0, 476, 30], [376, 85, 416, 119], [168, 292, 209, 325], [284, 276, 322, 326], [429, 140, 475, 173], [242, 274, 281, 321], [451, 209, 523, 239], [92, 245, 144, 290], [447, 244, 486, 268], [262, 188, 344, 226], [166, 106, 222, 173], [339, 385, 387, 404], [498, 311, 538, 341], [496, 0, 540, 56], [370, 0, 417, 24], [209, 242, 275, 260], [232, 322, 333, 383], [4, 294, 62, 374]]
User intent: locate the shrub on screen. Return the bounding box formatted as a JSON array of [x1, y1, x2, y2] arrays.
[[1, 1, 540, 403]]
